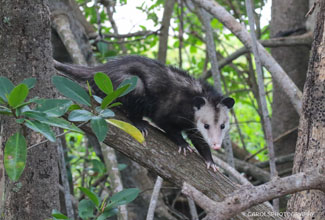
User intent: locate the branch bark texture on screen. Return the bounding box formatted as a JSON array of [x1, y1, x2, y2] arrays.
[[80, 112, 277, 220], [183, 170, 325, 220], [286, 1, 325, 218]]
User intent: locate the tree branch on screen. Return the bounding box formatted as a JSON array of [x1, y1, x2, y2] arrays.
[[192, 0, 303, 115], [182, 169, 325, 219], [52, 13, 87, 65], [79, 111, 277, 219]]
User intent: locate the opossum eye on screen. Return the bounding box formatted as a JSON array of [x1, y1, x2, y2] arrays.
[[220, 124, 225, 129], [204, 124, 210, 129]]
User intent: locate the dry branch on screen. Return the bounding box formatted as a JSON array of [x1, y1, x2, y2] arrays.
[[192, 0, 303, 114], [182, 170, 325, 220]]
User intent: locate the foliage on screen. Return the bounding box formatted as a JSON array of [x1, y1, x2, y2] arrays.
[[52, 188, 139, 220], [0, 73, 143, 181]]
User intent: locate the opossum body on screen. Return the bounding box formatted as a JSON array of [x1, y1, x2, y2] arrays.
[[54, 56, 235, 171]]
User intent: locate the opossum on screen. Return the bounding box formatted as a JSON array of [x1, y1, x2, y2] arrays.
[[54, 56, 235, 172]]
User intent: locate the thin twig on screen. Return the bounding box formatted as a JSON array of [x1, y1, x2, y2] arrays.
[[27, 121, 87, 150], [245, 0, 279, 211], [305, 0, 320, 17], [102, 28, 161, 39], [177, 0, 184, 68], [146, 176, 163, 220], [0, 123, 5, 212], [187, 197, 199, 220], [57, 133, 75, 219]]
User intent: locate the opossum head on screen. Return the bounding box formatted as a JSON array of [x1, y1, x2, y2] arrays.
[[193, 96, 235, 150]]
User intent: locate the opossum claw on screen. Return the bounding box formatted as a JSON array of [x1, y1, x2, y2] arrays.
[[141, 128, 148, 137], [178, 145, 193, 156], [206, 162, 218, 172]]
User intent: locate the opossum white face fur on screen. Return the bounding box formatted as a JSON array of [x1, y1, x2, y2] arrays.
[[193, 97, 234, 150]]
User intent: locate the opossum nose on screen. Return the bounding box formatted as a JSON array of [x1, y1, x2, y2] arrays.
[[212, 143, 221, 150]]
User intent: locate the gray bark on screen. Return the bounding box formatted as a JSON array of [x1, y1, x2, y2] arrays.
[[80, 112, 278, 220], [286, 1, 325, 218], [0, 0, 60, 219]]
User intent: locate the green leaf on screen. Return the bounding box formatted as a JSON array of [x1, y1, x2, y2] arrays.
[[93, 95, 102, 104], [91, 159, 106, 174], [97, 208, 118, 220], [0, 106, 12, 115], [68, 110, 93, 122], [86, 81, 92, 97], [21, 78, 36, 89], [39, 117, 83, 133], [4, 132, 27, 181], [14, 96, 40, 109], [8, 84, 29, 108], [117, 76, 138, 97], [97, 41, 109, 56], [52, 76, 91, 106], [16, 118, 25, 124], [78, 199, 95, 219], [51, 210, 69, 219], [68, 104, 81, 111], [91, 116, 108, 142], [22, 110, 48, 121], [98, 108, 115, 118], [94, 72, 113, 95], [0, 77, 14, 101], [24, 120, 56, 142], [35, 99, 73, 117], [108, 102, 122, 108], [107, 119, 144, 144], [105, 188, 140, 210], [79, 187, 100, 207], [15, 105, 30, 117], [0, 97, 5, 105], [101, 84, 130, 109]]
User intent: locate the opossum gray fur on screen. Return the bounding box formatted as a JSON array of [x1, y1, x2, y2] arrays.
[[54, 55, 235, 171]]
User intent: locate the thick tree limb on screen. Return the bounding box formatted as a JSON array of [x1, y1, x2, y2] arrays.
[[183, 170, 325, 220], [52, 13, 87, 65], [79, 112, 277, 219], [192, 0, 303, 115]]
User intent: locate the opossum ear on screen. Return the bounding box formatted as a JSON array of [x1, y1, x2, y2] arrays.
[[221, 97, 235, 109], [193, 96, 206, 110]]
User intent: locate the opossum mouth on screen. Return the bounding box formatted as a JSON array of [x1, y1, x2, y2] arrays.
[[212, 146, 221, 150]]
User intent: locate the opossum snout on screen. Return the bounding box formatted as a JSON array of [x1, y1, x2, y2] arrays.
[[212, 143, 222, 150]]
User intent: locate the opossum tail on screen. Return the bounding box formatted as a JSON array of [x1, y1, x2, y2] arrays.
[[53, 60, 94, 81]]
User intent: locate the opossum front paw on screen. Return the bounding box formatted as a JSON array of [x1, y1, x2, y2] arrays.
[[206, 161, 219, 172], [178, 145, 193, 156], [140, 128, 148, 137], [133, 120, 150, 136]]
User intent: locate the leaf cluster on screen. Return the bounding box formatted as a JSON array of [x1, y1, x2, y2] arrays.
[[52, 187, 140, 220], [1, 73, 143, 182]]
